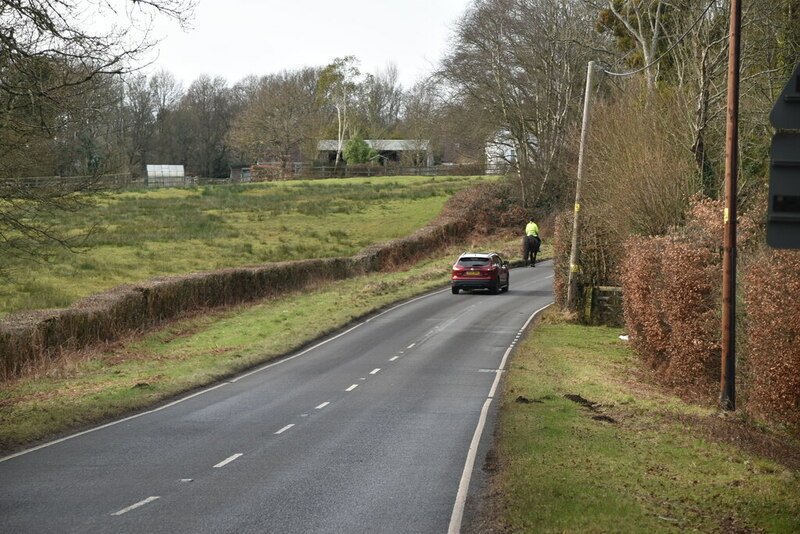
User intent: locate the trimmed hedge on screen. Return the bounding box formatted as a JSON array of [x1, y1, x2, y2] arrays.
[[744, 250, 800, 426], [619, 199, 728, 393], [618, 196, 800, 426], [0, 187, 480, 379]]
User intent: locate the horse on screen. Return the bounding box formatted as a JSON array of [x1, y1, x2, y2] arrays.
[[523, 235, 541, 266]]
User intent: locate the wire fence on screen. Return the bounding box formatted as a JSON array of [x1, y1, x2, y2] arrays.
[[7, 164, 513, 191]]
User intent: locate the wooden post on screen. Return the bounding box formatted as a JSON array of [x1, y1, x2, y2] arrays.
[[721, 0, 742, 411]]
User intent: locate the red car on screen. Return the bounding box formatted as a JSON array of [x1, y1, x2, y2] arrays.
[[451, 252, 510, 294]]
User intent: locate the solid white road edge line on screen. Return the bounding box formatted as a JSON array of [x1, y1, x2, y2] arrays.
[[0, 382, 230, 463], [213, 453, 243, 468], [111, 496, 160, 516], [447, 302, 553, 534]]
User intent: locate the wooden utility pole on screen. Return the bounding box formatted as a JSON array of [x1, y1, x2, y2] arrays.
[[721, 0, 742, 410], [567, 61, 596, 311]]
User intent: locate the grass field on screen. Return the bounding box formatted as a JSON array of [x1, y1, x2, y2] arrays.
[[488, 309, 800, 533], [0, 175, 491, 316]]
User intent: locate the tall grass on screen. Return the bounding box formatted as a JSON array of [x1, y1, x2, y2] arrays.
[[0, 176, 490, 316]]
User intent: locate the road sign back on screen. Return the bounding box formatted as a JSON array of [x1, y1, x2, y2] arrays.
[[770, 63, 800, 130], [767, 133, 800, 249]]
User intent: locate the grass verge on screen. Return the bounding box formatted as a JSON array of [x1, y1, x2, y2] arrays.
[[488, 308, 800, 533], [0, 235, 533, 455]]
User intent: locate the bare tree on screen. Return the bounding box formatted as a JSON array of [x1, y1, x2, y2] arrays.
[[0, 0, 193, 266], [592, 0, 672, 89], [176, 75, 233, 178], [228, 68, 322, 173], [318, 56, 362, 168], [440, 0, 602, 208], [147, 69, 184, 166], [124, 75, 157, 176], [356, 64, 404, 139]]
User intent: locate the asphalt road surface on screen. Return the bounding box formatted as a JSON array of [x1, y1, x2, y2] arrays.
[[1, 262, 554, 533]]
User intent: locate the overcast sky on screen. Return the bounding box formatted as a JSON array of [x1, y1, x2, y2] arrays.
[[143, 0, 473, 89]]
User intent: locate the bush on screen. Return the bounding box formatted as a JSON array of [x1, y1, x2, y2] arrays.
[[440, 181, 527, 235], [343, 136, 378, 164], [619, 198, 725, 392], [552, 209, 624, 310], [743, 250, 800, 426], [619, 236, 672, 370]]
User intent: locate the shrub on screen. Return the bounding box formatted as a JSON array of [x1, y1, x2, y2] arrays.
[[440, 181, 526, 235], [743, 249, 800, 426], [659, 239, 720, 390], [552, 209, 624, 310], [343, 136, 378, 164], [619, 197, 726, 391], [619, 236, 671, 370]]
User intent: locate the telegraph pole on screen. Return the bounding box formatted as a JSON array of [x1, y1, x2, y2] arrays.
[[567, 61, 596, 311], [721, 0, 742, 411]]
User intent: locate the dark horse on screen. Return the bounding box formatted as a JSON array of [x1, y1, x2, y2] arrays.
[[523, 235, 541, 266]]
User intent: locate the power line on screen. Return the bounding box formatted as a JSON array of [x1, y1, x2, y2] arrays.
[[600, 0, 720, 78]]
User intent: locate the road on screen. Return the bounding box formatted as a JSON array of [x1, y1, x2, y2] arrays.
[[0, 262, 554, 533]]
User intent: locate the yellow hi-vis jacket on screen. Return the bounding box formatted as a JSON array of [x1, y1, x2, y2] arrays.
[[525, 221, 539, 237]]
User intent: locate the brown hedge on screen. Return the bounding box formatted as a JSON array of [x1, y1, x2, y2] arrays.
[[0, 186, 480, 379], [619, 199, 723, 392], [619, 236, 672, 371], [743, 250, 800, 426]]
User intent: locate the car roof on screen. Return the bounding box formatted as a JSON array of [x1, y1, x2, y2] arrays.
[[458, 252, 498, 258]]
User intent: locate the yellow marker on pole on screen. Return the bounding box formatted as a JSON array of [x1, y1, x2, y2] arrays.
[[723, 207, 730, 224], [574, 203, 581, 213]]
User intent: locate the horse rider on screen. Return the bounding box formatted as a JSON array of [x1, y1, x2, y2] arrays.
[[524, 217, 541, 267]]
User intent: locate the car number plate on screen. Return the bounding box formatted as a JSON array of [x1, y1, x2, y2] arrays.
[[466, 270, 480, 275]]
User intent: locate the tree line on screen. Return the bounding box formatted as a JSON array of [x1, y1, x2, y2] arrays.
[[441, 0, 799, 217]]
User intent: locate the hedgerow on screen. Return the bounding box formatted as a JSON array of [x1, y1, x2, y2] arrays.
[[619, 235, 672, 370], [619, 196, 800, 427], [743, 250, 800, 426], [620, 198, 727, 392]]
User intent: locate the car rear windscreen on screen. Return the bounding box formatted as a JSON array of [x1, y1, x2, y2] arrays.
[[458, 257, 491, 267]]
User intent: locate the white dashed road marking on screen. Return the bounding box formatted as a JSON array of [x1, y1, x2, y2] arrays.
[[346, 384, 359, 392], [274, 424, 295, 435], [111, 496, 160, 516], [213, 453, 243, 468]]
